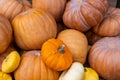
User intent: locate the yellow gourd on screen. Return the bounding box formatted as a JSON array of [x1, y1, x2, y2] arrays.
[[0, 71, 12, 80], [2, 51, 20, 73], [83, 67, 99, 80]]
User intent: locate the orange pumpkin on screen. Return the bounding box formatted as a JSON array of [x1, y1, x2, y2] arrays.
[[57, 29, 88, 64], [89, 37, 120, 80], [93, 7, 120, 36], [0, 45, 15, 71], [0, 14, 12, 53], [14, 50, 59, 80], [63, 0, 109, 32], [12, 8, 57, 50], [41, 38, 73, 71], [32, 0, 66, 21]]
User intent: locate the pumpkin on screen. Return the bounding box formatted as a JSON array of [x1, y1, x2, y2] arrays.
[[59, 62, 84, 80], [93, 7, 120, 36], [57, 29, 88, 64], [32, 0, 66, 21], [63, 0, 109, 32], [83, 67, 99, 80], [0, 71, 12, 80], [41, 38, 73, 71], [0, 46, 15, 71], [57, 22, 66, 35], [2, 51, 20, 73], [85, 30, 102, 45], [0, 14, 12, 53], [0, 0, 31, 21], [14, 50, 59, 80], [89, 37, 120, 80], [12, 8, 57, 50]]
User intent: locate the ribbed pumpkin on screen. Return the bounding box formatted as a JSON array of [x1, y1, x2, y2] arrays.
[[41, 38, 73, 71], [14, 50, 60, 80], [93, 7, 120, 36], [12, 8, 57, 50], [0, 14, 12, 53], [32, 0, 66, 21], [57, 29, 88, 64], [0, 46, 15, 71], [63, 0, 109, 32], [0, 0, 31, 21], [89, 37, 120, 80]]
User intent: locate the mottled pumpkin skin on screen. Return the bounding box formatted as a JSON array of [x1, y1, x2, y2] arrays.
[[12, 8, 57, 50], [89, 37, 120, 80], [32, 0, 66, 21], [0, 15, 12, 53], [0, 46, 15, 71], [63, 0, 109, 32], [14, 50, 60, 80], [93, 7, 120, 37], [41, 38, 73, 71], [57, 29, 88, 64], [0, 0, 31, 21]]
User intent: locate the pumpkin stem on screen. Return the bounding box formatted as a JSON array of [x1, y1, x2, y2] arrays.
[[58, 45, 65, 53]]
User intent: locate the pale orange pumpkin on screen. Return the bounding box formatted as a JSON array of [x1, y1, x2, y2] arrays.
[[63, 0, 109, 32], [32, 0, 66, 21], [0, 0, 31, 21], [93, 7, 120, 36], [14, 50, 60, 80], [12, 8, 57, 50], [0, 14, 12, 53], [57, 29, 88, 64]]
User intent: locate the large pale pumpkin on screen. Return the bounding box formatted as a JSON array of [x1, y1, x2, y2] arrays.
[[0, 0, 31, 21], [41, 38, 73, 71], [32, 0, 66, 21], [93, 7, 120, 36], [12, 8, 57, 50], [89, 37, 120, 80], [0, 46, 15, 71], [63, 0, 109, 32], [0, 14, 12, 53], [57, 29, 88, 64], [14, 50, 60, 80]]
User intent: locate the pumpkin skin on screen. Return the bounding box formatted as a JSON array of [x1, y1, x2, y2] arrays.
[[0, 46, 15, 71], [93, 7, 120, 36], [12, 8, 57, 50], [41, 38, 73, 71], [14, 50, 60, 80], [57, 29, 88, 64], [63, 0, 109, 32], [0, 0, 31, 21], [32, 0, 66, 21], [88, 37, 120, 80], [0, 14, 12, 53], [0, 71, 12, 80], [59, 62, 84, 80]]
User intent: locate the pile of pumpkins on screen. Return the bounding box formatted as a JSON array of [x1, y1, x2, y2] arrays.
[[0, 0, 120, 80]]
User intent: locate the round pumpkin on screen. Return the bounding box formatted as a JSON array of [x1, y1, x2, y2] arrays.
[[0, 0, 31, 21], [14, 50, 60, 80], [57, 29, 88, 64], [0, 46, 15, 71], [63, 0, 109, 32], [0, 71, 12, 80], [41, 38, 73, 71], [32, 0, 66, 21], [88, 37, 120, 80], [93, 7, 120, 36], [12, 8, 57, 50], [0, 14, 12, 53]]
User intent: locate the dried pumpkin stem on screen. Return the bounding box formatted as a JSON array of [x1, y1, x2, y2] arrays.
[[58, 45, 65, 53]]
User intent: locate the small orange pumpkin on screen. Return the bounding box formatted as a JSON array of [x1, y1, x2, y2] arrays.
[[41, 38, 73, 71]]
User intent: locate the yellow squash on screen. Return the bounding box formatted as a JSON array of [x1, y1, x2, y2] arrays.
[[0, 71, 12, 80], [2, 51, 20, 73], [83, 67, 99, 80]]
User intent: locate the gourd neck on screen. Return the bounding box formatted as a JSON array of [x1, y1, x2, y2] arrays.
[[58, 45, 65, 53]]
